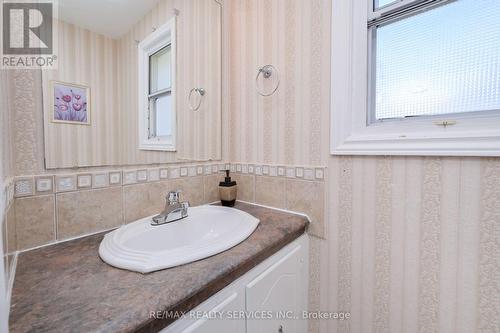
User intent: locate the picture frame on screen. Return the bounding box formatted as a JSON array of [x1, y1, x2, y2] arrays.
[[50, 80, 91, 125]]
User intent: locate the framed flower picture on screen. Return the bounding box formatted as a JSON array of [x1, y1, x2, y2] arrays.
[[51, 81, 91, 125]]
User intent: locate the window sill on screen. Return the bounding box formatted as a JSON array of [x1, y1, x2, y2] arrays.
[[332, 136, 500, 156], [139, 142, 176, 152]]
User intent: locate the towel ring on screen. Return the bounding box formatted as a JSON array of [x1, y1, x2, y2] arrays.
[[256, 65, 280, 97], [188, 88, 205, 111]]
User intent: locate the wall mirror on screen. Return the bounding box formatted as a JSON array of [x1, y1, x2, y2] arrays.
[[42, 0, 222, 169]]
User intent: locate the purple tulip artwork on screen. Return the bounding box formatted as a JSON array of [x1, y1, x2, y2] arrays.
[[52, 81, 90, 125]]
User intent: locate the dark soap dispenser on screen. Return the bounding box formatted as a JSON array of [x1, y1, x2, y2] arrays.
[[219, 170, 237, 207]]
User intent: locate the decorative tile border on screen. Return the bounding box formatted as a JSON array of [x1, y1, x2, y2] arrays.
[[14, 177, 34, 197], [123, 171, 137, 185], [229, 163, 326, 181], [77, 174, 92, 189], [93, 173, 109, 188], [159, 168, 169, 179], [147, 169, 159, 182], [35, 176, 53, 194], [109, 172, 122, 185], [12, 162, 326, 198], [55, 175, 77, 192], [136, 170, 148, 182]]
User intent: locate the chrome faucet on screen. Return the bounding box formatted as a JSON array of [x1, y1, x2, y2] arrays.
[[151, 190, 189, 225]]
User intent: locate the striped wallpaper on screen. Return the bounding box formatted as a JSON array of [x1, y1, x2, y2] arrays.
[[225, 0, 331, 166], [224, 1, 500, 333], [117, 0, 222, 165], [328, 156, 500, 333], [42, 20, 120, 169]]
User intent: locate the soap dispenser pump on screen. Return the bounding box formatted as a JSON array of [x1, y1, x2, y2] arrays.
[[219, 170, 237, 207]]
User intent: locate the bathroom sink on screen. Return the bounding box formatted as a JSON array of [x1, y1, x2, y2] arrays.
[[99, 205, 260, 273]]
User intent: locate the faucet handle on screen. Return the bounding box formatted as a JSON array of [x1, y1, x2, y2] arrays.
[[167, 190, 182, 204]]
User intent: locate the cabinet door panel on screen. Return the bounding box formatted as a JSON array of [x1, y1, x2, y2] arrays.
[[246, 244, 307, 333], [180, 291, 245, 333]]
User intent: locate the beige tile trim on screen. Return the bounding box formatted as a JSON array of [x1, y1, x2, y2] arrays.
[[13, 162, 231, 198], [13, 162, 325, 198], [230, 162, 326, 181]]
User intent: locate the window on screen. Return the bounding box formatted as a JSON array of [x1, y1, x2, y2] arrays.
[[331, 0, 500, 156], [371, 0, 500, 122], [138, 18, 176, 151], [149, 46, 173, 138]]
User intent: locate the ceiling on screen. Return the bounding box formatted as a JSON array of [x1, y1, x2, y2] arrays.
[[58, 0, 161, 39]]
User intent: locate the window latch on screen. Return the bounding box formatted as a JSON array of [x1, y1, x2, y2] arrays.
[[434, 120, 457, 128]]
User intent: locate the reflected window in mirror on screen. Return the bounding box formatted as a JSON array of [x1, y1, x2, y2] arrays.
[[149, 45, 172, 139], [138, 17, 176, 151]]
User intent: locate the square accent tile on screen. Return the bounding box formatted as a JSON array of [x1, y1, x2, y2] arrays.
[[225, 164, 231, 170], [304, 168, 315, 180], [219, 164, 226, 171], [212, 165, 218, 173], [123, 171, 137, 185], [248, 165, 254, 174], [148, 169, 160, 182], [286, 168, 295, 178], [56, 175, 77, 192], [315, 168, 325, 180], [160, 168, 169, 179], [296, 167, 304, 178], [263, 165, 269, 175], [277, 167, 285, 177], [14, 178, 34, 197], [137, 170, 148, 182], [269, 166, 278, 177], [255, 166, 263, 175], [236, 164, 242, 172], [197, 166, 204, 175], [230, 164, 236, 173], [170, 168, 180, 179], [109, 172, 122, 185], [204, 165, 212, 175], [180, 167, 188, 177], [188, 166, 197, 177], [77, 174, 92, 188], [93, 173, 109, 188], [35, 176, 53, 193], [242, 164, 248, 174]]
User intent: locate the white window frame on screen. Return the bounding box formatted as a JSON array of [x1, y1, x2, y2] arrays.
[[138, 17, 176, 151], [331, 0, 500, 156]]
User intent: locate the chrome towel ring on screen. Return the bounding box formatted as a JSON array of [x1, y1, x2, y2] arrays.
[[256, 64, 280, 97], [188, 88, 206, 111]]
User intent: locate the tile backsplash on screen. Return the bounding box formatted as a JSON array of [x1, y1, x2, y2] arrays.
[[7, 162, 326, 253]]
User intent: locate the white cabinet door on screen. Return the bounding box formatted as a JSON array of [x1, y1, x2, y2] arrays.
[[245, 241, 308, 333], [162, 288, 246, 333], [160, 235, 309, 333]]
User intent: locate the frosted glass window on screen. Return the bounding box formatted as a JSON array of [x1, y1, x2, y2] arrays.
[[149, 45, 171, 93], [374, 0, 398, 10], [373, 0, 500, 121], [154, 94, 172, 137]]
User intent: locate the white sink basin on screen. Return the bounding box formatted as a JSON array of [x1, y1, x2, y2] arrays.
[[99, 205, 260, 273]]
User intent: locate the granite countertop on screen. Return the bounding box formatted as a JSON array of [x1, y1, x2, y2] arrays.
[[9, 202, 308, 333]]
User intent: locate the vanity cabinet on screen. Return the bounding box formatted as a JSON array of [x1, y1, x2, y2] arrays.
[[162, 235, 309, 333]]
